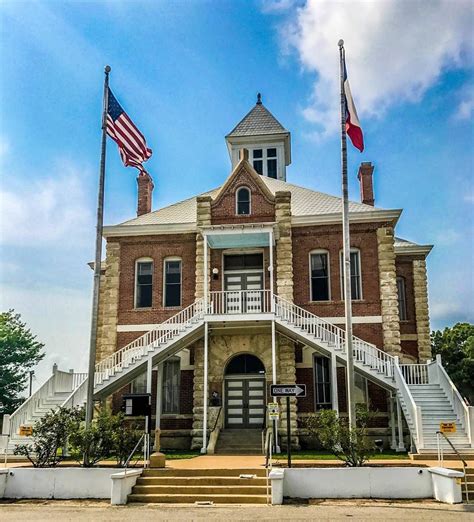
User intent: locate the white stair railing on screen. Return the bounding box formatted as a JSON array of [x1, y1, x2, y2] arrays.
[[434, 354, 473, 444], [61, 374, 88, 409], [399, 364, 429, 385], [94, 298, 206, 387], [209, 290, 272, 314], [394, 358, 424, 448], [273, 294, 395, 380]]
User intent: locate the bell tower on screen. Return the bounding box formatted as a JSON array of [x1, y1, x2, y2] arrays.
[[225, 94, 291, 181]]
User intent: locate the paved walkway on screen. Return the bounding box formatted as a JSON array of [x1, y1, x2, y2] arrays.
[[3, 455, 472, 470], [0, 499, 473, 520]]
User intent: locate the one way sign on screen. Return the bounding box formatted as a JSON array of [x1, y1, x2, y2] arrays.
[[270, 384, 306, 397]]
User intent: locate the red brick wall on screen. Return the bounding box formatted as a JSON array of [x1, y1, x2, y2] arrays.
[[292, 223, 382, 317], [115, 233, 196, 325], [367, 381, 388, 412], [180, 370, 194, 414], [401, 340, 419, 360], [210, 167, 275, 224], [296, 367, 315, 413]]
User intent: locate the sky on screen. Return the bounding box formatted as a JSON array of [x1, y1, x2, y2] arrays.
[[0, 0, 473, 390]]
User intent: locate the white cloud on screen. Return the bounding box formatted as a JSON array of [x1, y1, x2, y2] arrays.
[[454, 84, 474, 120], [278, 0, 473, 136], [0, 160, 94, 247]]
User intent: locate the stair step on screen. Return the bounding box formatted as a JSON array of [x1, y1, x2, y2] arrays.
[[137, 477, 267, 486], [142, 468, 266, 478], [128, 493, 268, 504], [133, 485, 268, 495]]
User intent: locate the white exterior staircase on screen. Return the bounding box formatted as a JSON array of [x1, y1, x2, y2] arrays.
[[3, 292, 473, 456]]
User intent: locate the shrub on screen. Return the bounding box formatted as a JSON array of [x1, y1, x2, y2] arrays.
[[14, 406, 83, 467], [303, 406, 375, 467], [69, 408, 142, 467]]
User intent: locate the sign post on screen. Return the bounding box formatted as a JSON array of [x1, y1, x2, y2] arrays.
[[270, 384, 306, 468]]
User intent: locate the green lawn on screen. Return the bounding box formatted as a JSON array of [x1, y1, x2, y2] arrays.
[[163, 450, 201, 460]]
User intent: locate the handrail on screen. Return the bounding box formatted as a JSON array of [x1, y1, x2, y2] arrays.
[[94, 298, 205, 387], [436, 357, 471, 442], [399, 364, 429, 385], [394, 361, 424, 448], [124, 432, 150, 475], [209, 406, 222, 435], [209, 290, 272, 314], [273, 294, 395, 380], [437, 431, 469, 503], [61, 376, 88, 409]]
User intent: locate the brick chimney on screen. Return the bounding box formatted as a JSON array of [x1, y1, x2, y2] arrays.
[[137, 171, 154, 216], [357, 162, 375, 206]]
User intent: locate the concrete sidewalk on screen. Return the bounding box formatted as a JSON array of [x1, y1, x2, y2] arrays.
[[0, 499, 473, 520]]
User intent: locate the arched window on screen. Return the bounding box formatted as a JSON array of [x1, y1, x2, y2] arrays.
[[135, 257, 153, 308], [236, 186, 251, 215]]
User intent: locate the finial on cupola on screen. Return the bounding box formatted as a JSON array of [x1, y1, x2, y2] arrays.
[[256, 93, 262, 105]]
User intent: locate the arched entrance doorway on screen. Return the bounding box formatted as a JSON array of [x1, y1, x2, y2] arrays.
[[224, 354, 266, 429]]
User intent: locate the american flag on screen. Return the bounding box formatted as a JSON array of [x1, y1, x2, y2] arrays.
[[106, 88, 152, 172]]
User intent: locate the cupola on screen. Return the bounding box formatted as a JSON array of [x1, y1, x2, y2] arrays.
[[225, 94, 291, 181]]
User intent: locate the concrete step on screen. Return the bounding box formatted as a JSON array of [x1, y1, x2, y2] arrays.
[[142, 468, 266, 478], [133, 485, 268, 495], [137, 477, 267, 486], [128, 493, 268, 504]]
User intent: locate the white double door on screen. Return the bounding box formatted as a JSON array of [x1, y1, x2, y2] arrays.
[[224, 271, 264, 313], [225, 376, 266, 428]]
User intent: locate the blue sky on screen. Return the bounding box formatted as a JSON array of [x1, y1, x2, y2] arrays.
[[0, 0, 473, 387]]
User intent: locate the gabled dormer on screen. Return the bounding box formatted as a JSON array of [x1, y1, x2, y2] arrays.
[[225, 94, 291, 181]]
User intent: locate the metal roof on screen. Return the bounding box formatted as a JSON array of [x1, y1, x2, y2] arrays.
[[226, 100, 288, 138], [115, 177, 382, 228]]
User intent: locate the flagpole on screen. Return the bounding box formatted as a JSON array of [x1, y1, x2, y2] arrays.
[[338, 40, 356, 428], [85, 65, 111, 427]]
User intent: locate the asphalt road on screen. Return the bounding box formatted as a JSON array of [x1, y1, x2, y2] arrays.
[[0, 499, 473, 521]]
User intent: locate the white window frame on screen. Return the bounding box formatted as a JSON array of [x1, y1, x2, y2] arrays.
[[339, 248, 363, 301], [397, 276, 408, 321], [163, 257, 182, 308], [235, 186, 251, 215], [309, 249, 331, 302], [134, 257, 154, 309], [250, 147, 278, 178]]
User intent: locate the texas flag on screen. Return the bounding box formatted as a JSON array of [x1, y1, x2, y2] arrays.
[[343, 56, 364, 152]]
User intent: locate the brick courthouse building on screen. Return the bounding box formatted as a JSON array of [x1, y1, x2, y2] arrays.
[[96, 97, 433, 451]]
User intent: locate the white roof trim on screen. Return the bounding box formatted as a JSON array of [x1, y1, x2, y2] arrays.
[[103, 223, 197, 238], [395, 244, 433, 256], [291, 209, 402, 226]]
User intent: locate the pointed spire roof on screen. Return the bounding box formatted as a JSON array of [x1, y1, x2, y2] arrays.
[[226, 94, 289, 138]]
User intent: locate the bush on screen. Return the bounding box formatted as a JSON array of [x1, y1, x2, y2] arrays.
[[69, 408, 142, 467], [303, 406, 375, 467], [14, 406, 83, 467]]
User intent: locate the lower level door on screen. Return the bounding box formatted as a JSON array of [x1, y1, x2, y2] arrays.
[[225, 378, 266, 428]]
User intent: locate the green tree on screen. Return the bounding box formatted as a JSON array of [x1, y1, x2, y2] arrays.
[[303, 406, 376, 467], [431, 322, 474, 404], [0, 310, 45, 414]]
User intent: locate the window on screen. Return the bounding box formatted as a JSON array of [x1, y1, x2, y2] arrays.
[[354, 373, 368, 405], [135, 259, 153, 308], [131, 372, 147, 394], [162, 357, 180, 414], [267, 148, 277, 179], [397, 276, 407, 321], [340, 250, 362, 300], [310, 251, 330, 301], [252, 148, 278, 178], [236, 187, 251, 215], [164, 259, 182, 307], [252, 149, 263, 175], [314, 356, 332, 410]]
